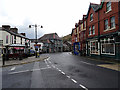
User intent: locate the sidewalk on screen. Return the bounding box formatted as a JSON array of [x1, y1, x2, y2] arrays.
[[0, 55, 48, 67], [85, 56, 120, 71]]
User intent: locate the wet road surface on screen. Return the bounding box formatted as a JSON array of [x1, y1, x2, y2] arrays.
[[2, 52, 119, 89]]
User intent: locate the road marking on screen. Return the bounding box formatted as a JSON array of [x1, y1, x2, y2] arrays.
[[9, 70, 30, 74], [79, 84, 88, 90], [61, 71, 65, 75], [58, 69, 62, 72], [71, 79, 77, 84], [52, 65, 55, 68], [10, 67, 16, 71], [66, 75, 71, 79], [80, 61, 94, 65]]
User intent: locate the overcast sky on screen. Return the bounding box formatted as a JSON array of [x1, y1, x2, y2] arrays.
[[0, 0, 100, 39]]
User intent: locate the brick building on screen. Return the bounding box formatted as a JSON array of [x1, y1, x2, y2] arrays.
[[71, 0, 120, 60], [86, 0, 120, 60]]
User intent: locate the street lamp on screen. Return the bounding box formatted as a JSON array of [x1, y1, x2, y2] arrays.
[[29, 24, 43, 58]]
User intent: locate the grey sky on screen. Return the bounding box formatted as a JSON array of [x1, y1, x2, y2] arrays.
[[0, 0, 100, 39]]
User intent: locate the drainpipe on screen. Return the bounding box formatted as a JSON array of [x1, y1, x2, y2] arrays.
[[98, 10, 101, 56], [119, 1, 120, 32]]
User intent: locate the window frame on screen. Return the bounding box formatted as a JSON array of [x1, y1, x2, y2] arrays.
[[90, 13, 93, 21], [6, 35, 8, 44], [110, 16, 115, 28], [89, 27, 92, 35], [106, 1, 111, 12], [104, 19, 108, 30], [101, 38, 115, 55], [92, 25, 95, 35]]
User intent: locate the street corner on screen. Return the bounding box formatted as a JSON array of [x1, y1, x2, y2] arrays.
[[97, 64, 120, 71], [1, 56, 49, 67]]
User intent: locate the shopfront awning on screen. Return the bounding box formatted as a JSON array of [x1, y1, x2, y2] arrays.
[[6, 44, 25, 47]]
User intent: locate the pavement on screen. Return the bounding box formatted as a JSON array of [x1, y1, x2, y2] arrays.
[[84, 56, 120, 72], [0, 55, 48, 67]]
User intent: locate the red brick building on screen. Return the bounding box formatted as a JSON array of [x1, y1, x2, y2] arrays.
[[86, 0, 120, 59], [71, 0, 120, 60]]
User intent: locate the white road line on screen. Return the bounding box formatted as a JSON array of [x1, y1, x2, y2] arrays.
[[61, 71, 65, 75], [66, 75, 71, 79], [52, 65, 55, 68], [32, 69, 41, 71], [10, 67, 16, 71], [80, 61, 94, 65], [9, 70, 30, 75], [58, 69, 62, 72], [79, 84, 88, 90], [71, 79, 77, 84], [40, 67, 51, 70]]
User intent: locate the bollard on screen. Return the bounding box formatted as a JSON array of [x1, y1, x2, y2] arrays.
[[2, 54, 5, 65]]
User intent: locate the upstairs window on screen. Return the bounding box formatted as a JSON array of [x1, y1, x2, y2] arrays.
[[104, 19, 108, 30], [6, 35, 8, 44], [92, 25, 95, 35], [106, 1, 111, 12], [110, 16, 115, 28], [90, 13, 93, 21], [89, 27, 91, 35]]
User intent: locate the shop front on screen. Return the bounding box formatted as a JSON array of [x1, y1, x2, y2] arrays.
[[5, 44, 26, 60], [73, 42, 80, 55]]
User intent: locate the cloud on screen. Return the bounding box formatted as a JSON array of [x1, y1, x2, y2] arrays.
[[18, 18, 45, 39]]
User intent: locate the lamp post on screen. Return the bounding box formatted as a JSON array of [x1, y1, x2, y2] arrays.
[[29, 24, 43, 58]]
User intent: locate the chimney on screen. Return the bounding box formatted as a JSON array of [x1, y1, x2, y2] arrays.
[[20, 33, 26, 36], [10, 28, 18, 33], [2, 25, 11, 30]]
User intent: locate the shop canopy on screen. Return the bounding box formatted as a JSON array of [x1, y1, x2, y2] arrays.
[[6, 44, 25, 47]]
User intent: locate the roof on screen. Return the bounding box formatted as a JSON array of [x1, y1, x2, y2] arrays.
[[86, 3, 100, 18], [39, 33, 61, 41], [0, 27, 29, 39]]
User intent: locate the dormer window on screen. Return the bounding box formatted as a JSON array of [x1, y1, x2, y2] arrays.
[[90, 13, 93, 21], [106, 1, 111, 12]]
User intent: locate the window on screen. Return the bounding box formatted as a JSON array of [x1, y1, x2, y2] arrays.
[[104, 19, 108, 30], [89, 27, 91, 35], [83, 21, 86, 28], [106, 1, 111, 12], [90, 41, 98, 54], [12, 36, 14, 44], [14, 36, 16, 44], [92, 25, 95, 35], [0, 40, 3, 46], [6, 35, 8, 44], [101, 37, 115, 55], [110, 16, 115, 28], [90, 13, 93, 21]]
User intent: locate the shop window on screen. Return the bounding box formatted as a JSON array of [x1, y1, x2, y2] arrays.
[[106, 1, 111, 12], [90, 41, 98, 54], [101, 38, 115, 55], [110, 16, 115, 28]]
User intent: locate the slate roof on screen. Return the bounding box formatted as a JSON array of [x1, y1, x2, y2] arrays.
[[0, 27, 29, 39], [39, 33, 61, 41], [91, 3, 100, 12]]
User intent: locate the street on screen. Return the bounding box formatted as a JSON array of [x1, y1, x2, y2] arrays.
[[2, 52, 120, 89]]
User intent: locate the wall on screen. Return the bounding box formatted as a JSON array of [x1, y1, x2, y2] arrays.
[[99, 2, 119, 35]]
